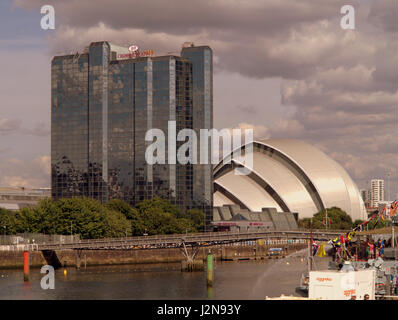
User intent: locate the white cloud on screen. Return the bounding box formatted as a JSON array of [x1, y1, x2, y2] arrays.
[[0, 118, 21, 134], [0, 155, 50, 188]]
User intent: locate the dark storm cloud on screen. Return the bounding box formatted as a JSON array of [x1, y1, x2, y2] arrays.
[[15, 0, 350, 35], [371, 42, 398, 92], [15, 0, 360, 80], [367, 0, 398, 32], [12, 0, 398, 194]]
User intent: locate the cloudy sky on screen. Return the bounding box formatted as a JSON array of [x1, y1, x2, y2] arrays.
[[1, 0, 398, 198]]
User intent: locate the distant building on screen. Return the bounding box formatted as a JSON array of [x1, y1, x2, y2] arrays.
[[0, 187, 50, 211], [378, 201, 392, 218], [370, 179, 385, 208], [360, 189, 371, 208], [213, 139, 368, 221], [212, 204, 298, 232]]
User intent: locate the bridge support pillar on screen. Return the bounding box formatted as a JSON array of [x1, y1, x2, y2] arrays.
[[76, 250, 82, 269], [180, 241, 203, 271], [23, 251, 29, 282]]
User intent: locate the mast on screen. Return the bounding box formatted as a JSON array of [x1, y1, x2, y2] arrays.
[[326, 209, 328, 230], [310, 218, 313, 271]]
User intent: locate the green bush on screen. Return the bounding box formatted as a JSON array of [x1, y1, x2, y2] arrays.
[[298, 207, 353, 230], [0, 197, 206, 238]]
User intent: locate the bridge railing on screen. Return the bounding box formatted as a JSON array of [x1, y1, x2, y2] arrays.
[[0, 244, 39, 251], [63, 228, 347, 243], [34, 229, 346, 251]]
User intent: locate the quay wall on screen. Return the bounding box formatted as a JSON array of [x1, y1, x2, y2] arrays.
[[0, 243, 306, 269]]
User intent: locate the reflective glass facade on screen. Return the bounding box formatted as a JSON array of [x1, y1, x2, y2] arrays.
[[52, 41, 213, 220], [181, 46, 214, 227]]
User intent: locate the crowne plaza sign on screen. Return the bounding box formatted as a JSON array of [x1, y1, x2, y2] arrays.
[[117, 45, 154, 60]]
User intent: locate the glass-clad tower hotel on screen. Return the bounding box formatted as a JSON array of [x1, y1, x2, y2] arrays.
[[51, 41, 213, 225]]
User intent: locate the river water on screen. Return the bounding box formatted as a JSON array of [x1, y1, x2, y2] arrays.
[[0, 250, 330, 300]]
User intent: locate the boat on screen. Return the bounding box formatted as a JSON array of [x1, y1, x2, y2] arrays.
[[295, 273, 309, 296]]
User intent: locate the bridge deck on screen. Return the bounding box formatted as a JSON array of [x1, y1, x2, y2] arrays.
[[33, 230, 344, 251]]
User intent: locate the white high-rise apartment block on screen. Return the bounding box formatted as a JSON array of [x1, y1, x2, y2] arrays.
[[370, 179, 385, 207], [360, 189, 367, 202]]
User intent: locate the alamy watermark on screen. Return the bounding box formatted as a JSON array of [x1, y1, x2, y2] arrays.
[[40, 5, 55, 30], [145, 122, 253, 176], [40, 265, 55, 289], [340, 5, 355, 30]]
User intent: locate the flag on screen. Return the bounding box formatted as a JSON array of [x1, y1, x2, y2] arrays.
[[347, 231, 355, 241], [312, 241, 319, 256], [316, 243, 327, 257]]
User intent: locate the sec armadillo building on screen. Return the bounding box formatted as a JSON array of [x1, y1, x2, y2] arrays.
[[213, 139, 367, 223]]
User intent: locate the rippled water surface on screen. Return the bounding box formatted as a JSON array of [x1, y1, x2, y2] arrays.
[[0, 250, 330, 300]]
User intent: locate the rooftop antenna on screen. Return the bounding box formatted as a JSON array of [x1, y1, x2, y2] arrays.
[[73, 51, 81, 63], [182, 42, 194, 48]]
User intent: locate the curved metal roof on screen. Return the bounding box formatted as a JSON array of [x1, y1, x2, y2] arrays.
[[214, 139, 367, 221]]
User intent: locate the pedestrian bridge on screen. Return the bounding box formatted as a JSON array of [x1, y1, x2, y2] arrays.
[[11, 229, 343, 251]]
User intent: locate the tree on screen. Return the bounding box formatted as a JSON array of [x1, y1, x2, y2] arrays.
[[3, 196, 205, 238], [353, 219, 364, 229], [135, 198, 197, 235], [367, 218, 389, 230], [103, 208, 132, 238], [9, 197, 132, 239], [0, 208, 18, 234], [106, 199, 144, 236], [187, 208, 205, 232], [299, 207, 353, 230], [136, 197, 184, 219]]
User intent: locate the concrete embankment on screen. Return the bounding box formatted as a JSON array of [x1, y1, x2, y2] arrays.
[[0, 243, 306, 270]]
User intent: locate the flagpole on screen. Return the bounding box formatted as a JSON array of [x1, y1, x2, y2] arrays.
[[310, 218, 313, 271], [326, 209, 328, 230]]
